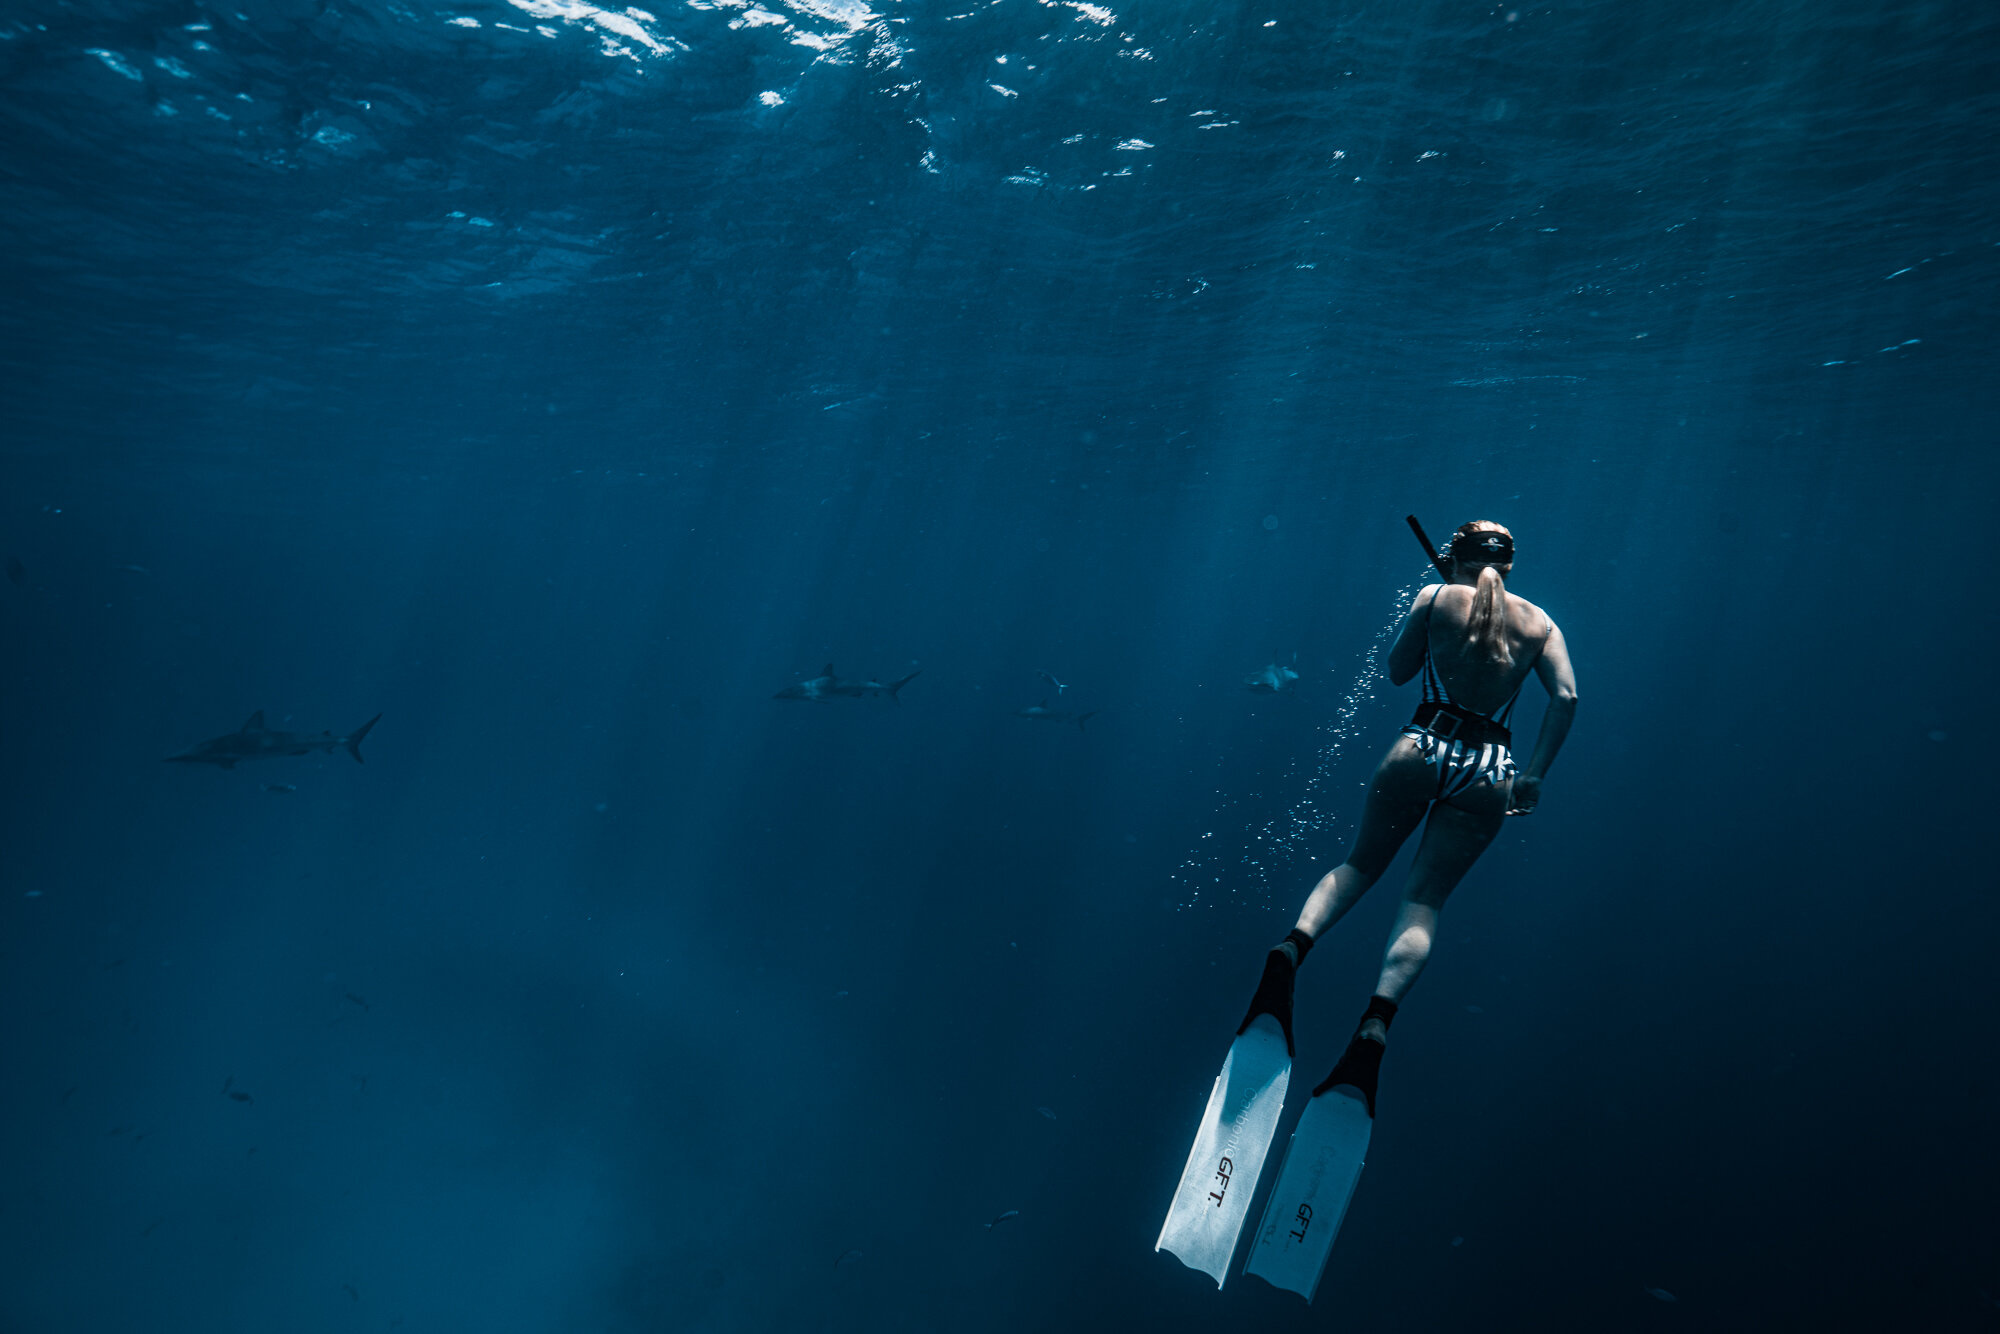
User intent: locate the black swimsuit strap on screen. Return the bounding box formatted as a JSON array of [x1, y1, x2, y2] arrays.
[[1419, 585, 1449, 705]]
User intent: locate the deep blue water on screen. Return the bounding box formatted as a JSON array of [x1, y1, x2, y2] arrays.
[[3, 0, 1997, 1329]]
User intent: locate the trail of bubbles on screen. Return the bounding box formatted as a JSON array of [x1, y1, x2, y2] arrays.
[[1170, 579, 1425, 910]]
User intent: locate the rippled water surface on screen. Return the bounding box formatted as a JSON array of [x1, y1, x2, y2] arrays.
[[3, 1, 1996, 1330]]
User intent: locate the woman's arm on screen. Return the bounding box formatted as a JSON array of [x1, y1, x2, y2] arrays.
[[1386, 586, 1438, 686], [1509, 623, 1577, 814]]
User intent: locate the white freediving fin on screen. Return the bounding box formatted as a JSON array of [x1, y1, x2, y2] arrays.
[[1242, 1084, 1372, 1301], [1155, 1014, 1291, 1287]]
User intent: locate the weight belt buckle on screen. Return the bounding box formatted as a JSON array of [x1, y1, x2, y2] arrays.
[[1427, 705, 1466, 742]]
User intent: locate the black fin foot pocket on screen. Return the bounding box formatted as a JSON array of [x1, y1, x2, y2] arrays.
[[1313, 1034, 1385, 1118], [1236, 948, 1298, 1057]]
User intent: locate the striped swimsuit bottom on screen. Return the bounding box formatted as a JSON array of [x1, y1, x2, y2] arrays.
[[1400, 721, 1516, 805]]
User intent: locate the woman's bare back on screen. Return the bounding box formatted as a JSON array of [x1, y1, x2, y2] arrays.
[[1416, 584, 1552, 716]]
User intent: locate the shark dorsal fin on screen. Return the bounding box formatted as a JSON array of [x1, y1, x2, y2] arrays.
[[822, 664, 837, 679], [243, 710, 266, 732]]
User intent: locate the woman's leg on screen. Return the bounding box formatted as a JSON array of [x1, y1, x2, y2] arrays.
[[1294, 737, 1435, 938], [1241, 739, 1438, 1051], [1361, 797, 1507, 1036], [1311, 779, 1510, 1111]]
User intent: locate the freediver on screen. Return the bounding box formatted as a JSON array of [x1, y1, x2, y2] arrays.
[[1241, 520, 1577, 1113]]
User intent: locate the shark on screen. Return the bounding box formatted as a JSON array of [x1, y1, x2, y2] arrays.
[[773, 664, 922, 702], [1017, 699, 1097, 731], [166, 711, 381, 768], [1244, 656, 1301, 695]]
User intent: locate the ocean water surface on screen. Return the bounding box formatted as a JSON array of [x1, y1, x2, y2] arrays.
[[2, 0, 1996, 1330]]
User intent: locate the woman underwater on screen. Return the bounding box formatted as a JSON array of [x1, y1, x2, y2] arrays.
[[1241, 520, 1579, 1113]]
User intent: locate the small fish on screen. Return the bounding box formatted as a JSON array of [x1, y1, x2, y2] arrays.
[[833, 989, 849, 998], [228, 1090, 253, 1104], [23, 890, 43, 898], [773, 665, 920, 703], [261, 782, 297, 795], [834, 1248, 864, 1271], [5, 556, 24, 587], [984, 1209, 1020, 1229], [1037, 671, 1068, 695], [114, 564, 154, 577], [344, 992, 369, 1012], [141, 1216, 165, 1237], [1244, 655, 1301, 694], [1017, 700, 1096, 731], [342, 1283, 359, 1302], [1036, 1106, 1057, 1121], [1645, 1287, 1677, 1303]]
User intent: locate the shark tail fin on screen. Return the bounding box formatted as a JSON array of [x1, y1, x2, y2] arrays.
[[888, 670, 921, 702], [1077, 710, 1098, 732], [346, 714, 382, 764]]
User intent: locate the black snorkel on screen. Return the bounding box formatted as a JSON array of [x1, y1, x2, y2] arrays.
[[1405, 515, 1452, 582]]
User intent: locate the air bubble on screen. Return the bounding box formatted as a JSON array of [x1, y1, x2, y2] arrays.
[[1172, 580, 1422, 908]]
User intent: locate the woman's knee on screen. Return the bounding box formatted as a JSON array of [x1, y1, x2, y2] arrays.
[[1332, 857, 1387, 891]]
